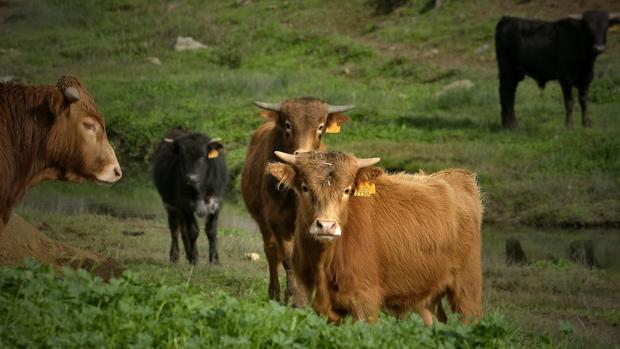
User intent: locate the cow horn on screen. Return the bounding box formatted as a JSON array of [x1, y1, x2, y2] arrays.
[[356, 157, 381, 168], [327, 104, 355, 114], [274, 151, 296, 165], [567, 14, 582, 20], [63, 87, 80, 103], [610, 12, 620, 19], [210, 138, 222, 143], [254, 101, 281, 112]]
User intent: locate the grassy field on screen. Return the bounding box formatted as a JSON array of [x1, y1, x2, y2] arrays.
[[2, 0, 620, 347]]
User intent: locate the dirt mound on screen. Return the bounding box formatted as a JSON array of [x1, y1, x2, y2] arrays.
[[0, 214, 124, 281]]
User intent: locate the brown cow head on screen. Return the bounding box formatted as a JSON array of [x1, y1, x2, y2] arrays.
[[267, 151, 380, 242], [46, 76, 122, 184], [254, 97, 353, 154]]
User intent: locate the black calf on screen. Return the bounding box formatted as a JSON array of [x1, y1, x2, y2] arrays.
[[152, 128, 227, 264]]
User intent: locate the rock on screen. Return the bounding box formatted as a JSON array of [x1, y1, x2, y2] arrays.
[[475, 43, 489, 54], [147, 56, 162, 65], [505, 238, 528, 265], [422, 48, 439, 58], [244, 252, 260, 261], [173, 36, 207, 52], [434, 79, 474, 97], [0, 75, 15, 82]]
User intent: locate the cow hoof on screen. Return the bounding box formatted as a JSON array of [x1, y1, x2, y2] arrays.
[[210, 259, 221, 265]]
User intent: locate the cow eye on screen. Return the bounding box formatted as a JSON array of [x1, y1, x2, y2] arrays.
[[344, 187, 351, 195], [318, 124, 324, 133], [285, 121, 292, 131], [83, 122, 96, 132], [301, 184, 309, 193]]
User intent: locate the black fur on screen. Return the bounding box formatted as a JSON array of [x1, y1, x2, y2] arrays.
[[152, 127, 227, 265], [495, 10, 619, 128]]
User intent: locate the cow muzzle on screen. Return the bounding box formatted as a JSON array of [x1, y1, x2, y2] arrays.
[[309, 219, 341, 241], [95, 162, 122, 184], [594, 45, 606, 53]]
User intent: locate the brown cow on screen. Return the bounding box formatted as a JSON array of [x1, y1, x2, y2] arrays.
[[267, 151, 482, 324], [0, 76, 122, 232], [241, 97, 352, 303]]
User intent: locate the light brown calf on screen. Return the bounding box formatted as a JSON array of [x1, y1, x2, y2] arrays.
[[268, 151, 482, 324]]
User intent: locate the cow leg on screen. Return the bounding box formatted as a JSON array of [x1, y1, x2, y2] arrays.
[[560, 81, 574, 129], [181, 212, 200, 265], [578, 85, 591, 128], [167, 209, 181, 263], [281, 238, 303, 306], [258, 223, 281, 301], [499, 76, 519, 128], [205, 209, 220, 264]]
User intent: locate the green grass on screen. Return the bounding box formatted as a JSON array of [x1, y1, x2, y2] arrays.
[[3, 0, 619, 226], [2, 0, 620, 348]]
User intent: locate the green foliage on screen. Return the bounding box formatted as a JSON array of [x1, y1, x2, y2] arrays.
[[0, 262, 516, 348]]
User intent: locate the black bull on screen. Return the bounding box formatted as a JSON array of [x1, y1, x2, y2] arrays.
[[152, 128, 227, 265], [495, 10, 620, 128]]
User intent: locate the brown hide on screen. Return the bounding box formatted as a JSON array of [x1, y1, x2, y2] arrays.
[[241, 97, 351, 302], [269, 152, 482, 324], [0, 76, 121, 228]]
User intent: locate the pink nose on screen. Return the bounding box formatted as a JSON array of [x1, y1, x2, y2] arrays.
[[316, 220, 337, 235]]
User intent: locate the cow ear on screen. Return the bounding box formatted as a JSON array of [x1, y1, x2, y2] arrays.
[[325, 113, 349, 134], [207, 139, 223, 159], [266, 162, 296, 190], [355, 167, 383, 186], [46, 90, 66, 116], [259, 110, 278, 121]]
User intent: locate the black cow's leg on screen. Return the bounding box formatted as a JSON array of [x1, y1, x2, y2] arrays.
[[180, 213, 199, 265], [499, 76, 519, 128], [167, 209, 180, 263], [578, 85, 591, 128], [205, 209, 220, 264], [560, 81, 574, 129]]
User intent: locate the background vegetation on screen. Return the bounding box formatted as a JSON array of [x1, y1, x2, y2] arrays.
[[1, 0, 619, 348]]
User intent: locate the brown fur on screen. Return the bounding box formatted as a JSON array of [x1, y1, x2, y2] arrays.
[[268, 151, 483, 324], [0, 76, 120, 231], [241, 97, 349, 302]]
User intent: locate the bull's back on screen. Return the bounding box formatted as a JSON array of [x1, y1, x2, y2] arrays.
[[496, 16, 561, 82]]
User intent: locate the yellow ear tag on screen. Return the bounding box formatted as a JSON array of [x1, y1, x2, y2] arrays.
[[325, 122, 341, 134], [354, 181, 376, 197], [208, 149, 219, 159]]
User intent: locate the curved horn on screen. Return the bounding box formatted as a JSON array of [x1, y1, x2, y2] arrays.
[[254, 101, 281, 112], [209, 138, 222, 143], [63, 86, 80, 103], [327, 104, 355, 114], [610, 12, 620, 19], [274, 151, 296, 165], [356, 157, 381, 168], [567, 14, 582, 20]]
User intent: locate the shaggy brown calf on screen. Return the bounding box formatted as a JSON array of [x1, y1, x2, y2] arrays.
[[0, 76, 121, 232], [268, 151, 482, 324], [241, 97, 352, 302]]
